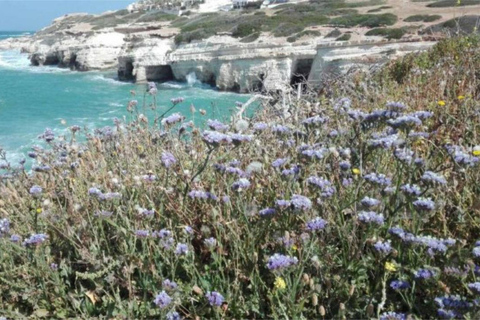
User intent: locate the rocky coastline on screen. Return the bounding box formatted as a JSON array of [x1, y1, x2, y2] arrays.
[[0, 9, 445, 92]]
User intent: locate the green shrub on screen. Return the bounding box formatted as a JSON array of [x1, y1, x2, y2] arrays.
[[336, 33, 351, 41], [365, 27, 407, 39], [330, 13, 397, 28], [427, 0, 480, 7], [405, 14, 442, 22]]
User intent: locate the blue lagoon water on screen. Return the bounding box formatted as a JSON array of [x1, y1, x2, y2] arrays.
[[0, 32, 250, 164]]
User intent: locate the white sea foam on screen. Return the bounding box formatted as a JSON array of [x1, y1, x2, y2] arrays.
[[109, 102, 124, 107], [86, 74, 129, 86], [161, 82, 185, 89]]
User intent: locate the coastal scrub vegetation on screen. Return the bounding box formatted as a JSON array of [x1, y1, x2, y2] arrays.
[[173, 1, 397, 44], [2, 35, 480, 319]]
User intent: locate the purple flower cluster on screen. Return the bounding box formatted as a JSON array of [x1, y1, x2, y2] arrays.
[[415, 268, 437, 280], [373, 240, 392, 254], [231, 178, 251, 191], [386, 101, 407, 111], [188, 190, 218, 200], [29, 185, 43, 196], [162, 113, 185, 126], [38, 128, 55, 142], [175, 243, 189, 255], [266, 253, 298, 270], [358, 211, 384, 225], [302, 115, 329, 126], [204, 237, 217, 248], [259, 208, 276, 216], [161, 151, 177, 168], [394, 148, 414, 164], [379, 312, 406, 320], [166, 311, 181, 320], [23, 233, 48, 246], [272, 158, 288, 168], [202, 130, 232, 146], [206, 291, 224, 306], [306, 217, 327, 231], [170, 97, 184, 105], [0, 218, 10, 237], [253, 122, 268, 131], [163, 279, 178, 291], [207, 119, 229, 131], [300, 147, 328, 160], [413, 197, 435, 211], [231, 133, 253, 145], [307, 176, 336, 198], [368, 134, 400, 149], [364, 173, 392, 186], [387, 115, 422, 129], [360, 196, 381, 208], [401, 184, 422, 196], [275, 194, 313, 211], [390, 280, 410, 290], [468, 282, 480, 293], [421, 171, 447, 185], [281, 165, 300, 177], [271, 124, 290, 134], [154, 291, 172, 308]]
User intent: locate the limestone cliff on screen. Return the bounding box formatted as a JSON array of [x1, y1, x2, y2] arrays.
[[0, 10, 438, 93]]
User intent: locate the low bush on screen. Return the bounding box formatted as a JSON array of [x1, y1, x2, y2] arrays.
[[365, 27, 407, 39]]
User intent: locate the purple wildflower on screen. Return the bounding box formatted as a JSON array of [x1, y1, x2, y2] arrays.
[[390, 280, 410, 290], [29, 185, 43, 196], [358, 211, 384, 225], [473, 247, 480, 257], [222, 195, 230, 203], [166, 311, 181, 320], [302, 115, 329, 126], [364, 173, 391, 186], [266, 253, 298, 270], [184, 226, 194, 234], [386, 101, 407, 111], [360, 196, 381, 208], [468, 282, 480, 293], [259, 208, 276, 216], [379, 312, 406, 320], [415, 269, 437, 280], [154, 291, 172, 309], [374, 240, 392, 254], [231, 178, 251, 191], [204, 237, 217, 248], [163, 279, 178, 291], [135, 230, 149, 238], [306, 217, 327, 231], [38, 128, 55, 142], [206, 291, 224, 306], [339, 161, 351, 170], [291, 195, 312, 211], [307, 176, 336, 198], [413, 197, 435, 211], [271, 124, 290, 134], [10, 234, 21, 243], [272, 158, 288, 168], [387, 115, 422, 129], [170, 97, 184, 105], [435, 295, 472, 310], [401, 184, 422, 196], [253, 122, 268, 131], [143, 174, 156, 182], [175, 243, 188, 255], [422, 171, 447, 185], [161, 151, 177, 168], [207, 119, 228, 131], [0, 218, 10, 237], [162, 113, 185, 126], [50, 263, 58, 271], [231, 133, 253, 145], [202, 130, 232, 146], [23, 233, 48, 246]]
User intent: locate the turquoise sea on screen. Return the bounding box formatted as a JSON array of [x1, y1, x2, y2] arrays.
[[0, 32, 250, 165]]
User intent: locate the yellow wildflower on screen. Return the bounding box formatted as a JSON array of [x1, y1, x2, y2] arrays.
[[291, 244, 298, 251], [352, 168, 361, 175], [385, 261, 397, 272], [36, 208, 42, 214], [274, 277, 286, 290], [473, 150, 480, 156], [458, 95, 465, 100], [438, 100, 446, 106]]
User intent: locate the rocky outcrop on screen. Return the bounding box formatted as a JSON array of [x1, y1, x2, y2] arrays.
[[0, 11, 438, 93]]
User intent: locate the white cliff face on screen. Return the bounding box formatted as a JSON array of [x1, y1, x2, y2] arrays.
[[0, 13, 438, 92]]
